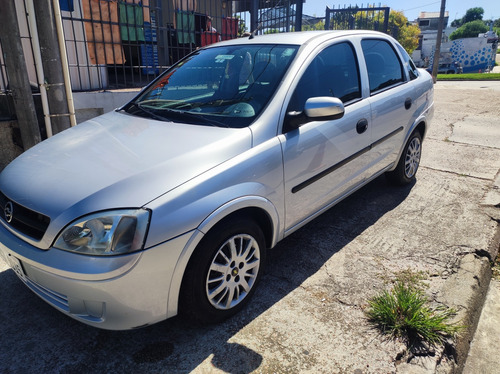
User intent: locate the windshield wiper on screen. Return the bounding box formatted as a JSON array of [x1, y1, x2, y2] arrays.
[[161, 108, 228, 128], [194, 98, 245, 109], [126, 102, 173, 122], [126, 102, 228, 127]]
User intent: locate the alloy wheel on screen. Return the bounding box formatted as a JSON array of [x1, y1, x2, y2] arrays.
[[205, 234, 261, 310], [404, 137, 421, 179]]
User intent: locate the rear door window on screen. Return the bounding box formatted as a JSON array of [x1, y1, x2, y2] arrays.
[[361, 39, 404, 94]]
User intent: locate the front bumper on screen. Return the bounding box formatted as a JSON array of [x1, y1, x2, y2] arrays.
[[0, 223, 193, 330]]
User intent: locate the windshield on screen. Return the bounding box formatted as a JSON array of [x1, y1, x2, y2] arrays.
[[125, 44, 298, 128]]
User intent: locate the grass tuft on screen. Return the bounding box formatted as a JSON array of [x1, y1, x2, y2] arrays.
[[366, 281, 461, 347], [437, 73, 500, 81]]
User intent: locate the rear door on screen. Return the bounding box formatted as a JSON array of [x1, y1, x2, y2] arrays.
[[361, 38, 418, 171]]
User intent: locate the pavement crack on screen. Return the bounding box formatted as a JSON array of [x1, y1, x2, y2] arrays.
[[334, 297, 358, 308], [420, 165, 493, 181], [322, 263, 334, 279], [438, 138, 500, 151], [474, 249, 493, 262]]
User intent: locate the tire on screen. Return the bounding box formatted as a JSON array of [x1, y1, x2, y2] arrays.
[[386, 131, 422, 186], [179, 217, 266, 324]]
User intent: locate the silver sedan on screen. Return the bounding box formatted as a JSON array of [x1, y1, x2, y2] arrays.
[[0, 30, 433, 329]]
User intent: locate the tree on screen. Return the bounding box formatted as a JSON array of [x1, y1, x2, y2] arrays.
[[353, 6, 386, 32], [236, 16, 247, 36], [449, 20, 488, 40], [463, 7, 484, 23], [388, 10, 420, 54], [303, 20, 325, 31], [352, 8, 420, 54], [398, 23, 421, 54], [451, 7, 484, 28]]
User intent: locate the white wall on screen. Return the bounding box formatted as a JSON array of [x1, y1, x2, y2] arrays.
[[73, 89, 140, 123]]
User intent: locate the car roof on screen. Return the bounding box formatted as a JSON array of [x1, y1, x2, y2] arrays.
[[211, 30, 391, 47]]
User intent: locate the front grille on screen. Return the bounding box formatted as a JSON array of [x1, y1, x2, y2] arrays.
[[0, 191, 50, 240]]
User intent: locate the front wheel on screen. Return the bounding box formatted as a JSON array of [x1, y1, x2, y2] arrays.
[[386, 131, 422, 185], [179, 218, 266, 324]]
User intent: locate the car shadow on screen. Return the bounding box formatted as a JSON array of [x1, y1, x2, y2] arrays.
[[0, 175, 414, 373]]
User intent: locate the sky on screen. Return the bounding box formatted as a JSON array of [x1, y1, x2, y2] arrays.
[[303, 1, 500, 23]]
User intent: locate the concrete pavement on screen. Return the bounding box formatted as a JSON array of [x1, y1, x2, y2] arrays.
[[437, 79, 500, 374], [461, 78, 500, 374], [463, 280, 500, 373]]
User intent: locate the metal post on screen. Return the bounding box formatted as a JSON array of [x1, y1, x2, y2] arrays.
[[325, 7, 331, 30], [383, 7, 389, 34], [294, 0, 303, 31], [285, 0, 290, 32], [0, 0, 41, 150], [52, 0, 77, 128], [250, 0, 258, 34]]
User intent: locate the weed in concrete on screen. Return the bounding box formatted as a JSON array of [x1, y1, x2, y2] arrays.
[[394, 269, 428, 287], [493, 253, 500, 280], [365, 281, 461, 347]]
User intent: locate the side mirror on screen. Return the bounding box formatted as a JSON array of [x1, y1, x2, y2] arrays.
[[304, 97, 345, 120], [284, 97, 345, 132]]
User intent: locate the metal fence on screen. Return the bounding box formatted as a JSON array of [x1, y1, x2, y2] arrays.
[[1, 1, 397, 107], [0, 45, 15, 121], [0, 0, 305, 97], [325, 5, 390, 34]]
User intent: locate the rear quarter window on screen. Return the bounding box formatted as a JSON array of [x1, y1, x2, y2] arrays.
[[396, 43, 419, 80]]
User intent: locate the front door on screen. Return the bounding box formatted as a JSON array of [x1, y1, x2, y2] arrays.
[[279, 42, 374, 232]]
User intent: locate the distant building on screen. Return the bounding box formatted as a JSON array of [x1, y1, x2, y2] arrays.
[[416, 11, 449, 31], [411, 11, 450, 68]]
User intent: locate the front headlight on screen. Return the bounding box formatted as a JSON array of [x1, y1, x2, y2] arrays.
[[54, 209, 150, 256]]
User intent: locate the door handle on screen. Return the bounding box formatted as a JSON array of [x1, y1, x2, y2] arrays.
[[356, 119, 368, 134], [405, 97, 412, 110]]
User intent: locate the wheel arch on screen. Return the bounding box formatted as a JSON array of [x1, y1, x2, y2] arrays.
[[387, 119, 427, 176], [402, 119, 427, 155], [166, 196, 280, 318], [196, 196, 279, 247], [414, 120, 426, 140]]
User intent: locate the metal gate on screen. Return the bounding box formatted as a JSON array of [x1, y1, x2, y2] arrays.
[[325, 5, 390, 34]]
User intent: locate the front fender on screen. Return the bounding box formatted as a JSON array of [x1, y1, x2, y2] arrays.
[[143, 137, 285, 248], [197, 195, 281, 246], [165, 194, 280, 318]]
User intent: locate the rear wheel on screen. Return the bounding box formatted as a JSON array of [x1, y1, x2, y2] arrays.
[[180, 218, 266, 324], [386, 131, 422, 185]]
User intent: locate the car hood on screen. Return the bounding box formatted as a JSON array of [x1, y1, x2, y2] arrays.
[[0, 111, 252, 226]]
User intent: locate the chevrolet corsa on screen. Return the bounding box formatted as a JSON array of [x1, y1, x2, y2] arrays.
[[0, 31, 433, 330]]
